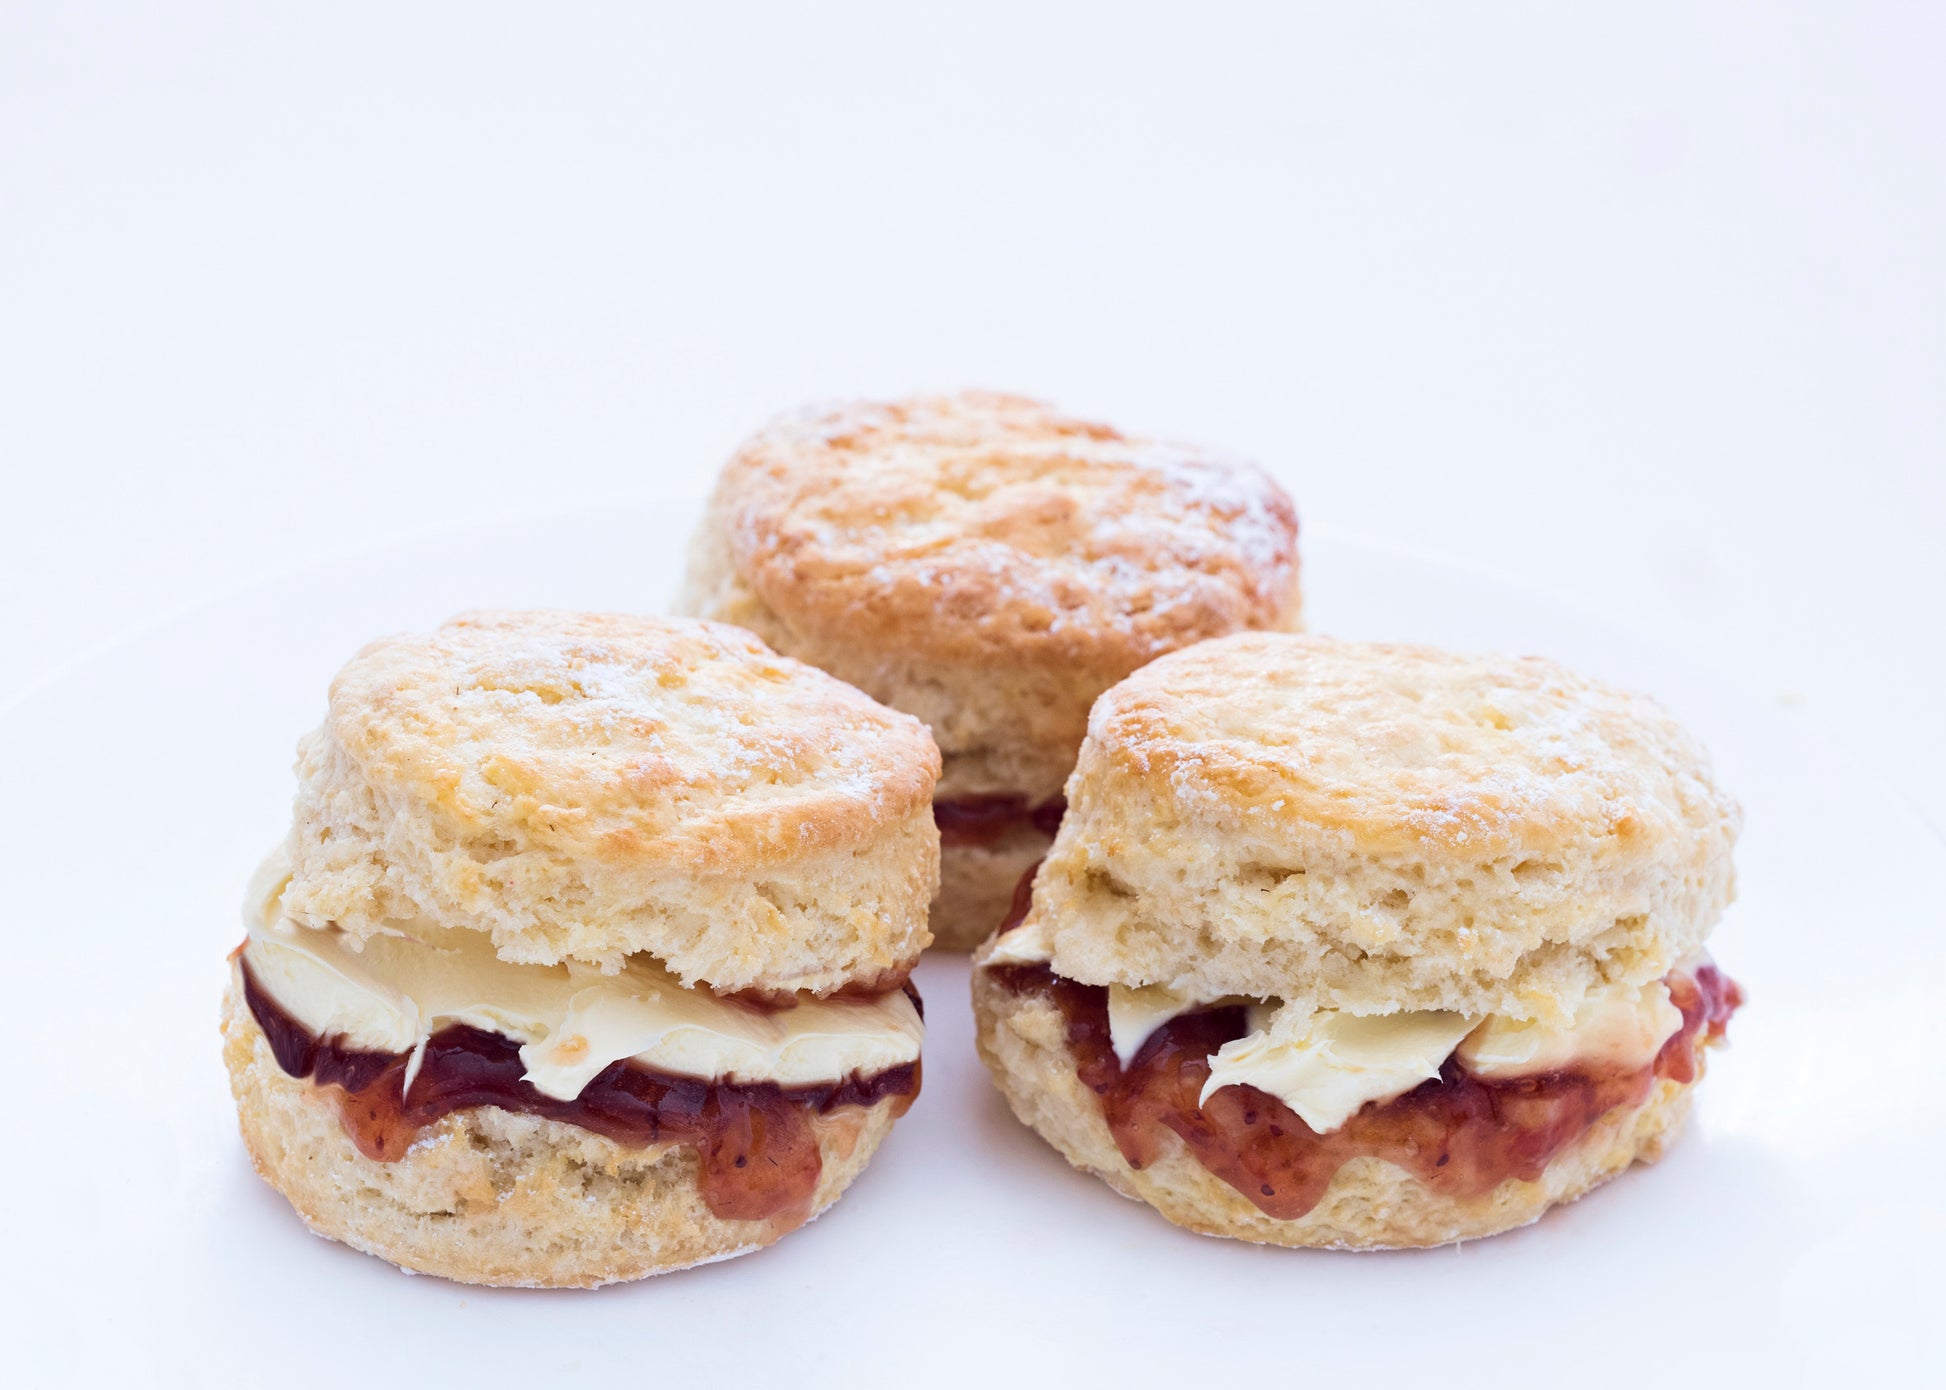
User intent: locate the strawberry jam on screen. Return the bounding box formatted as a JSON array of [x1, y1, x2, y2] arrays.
[[934, 794, 1066, 849], [989, 961, 1739, 1221], [241, 960, 920, 1225]]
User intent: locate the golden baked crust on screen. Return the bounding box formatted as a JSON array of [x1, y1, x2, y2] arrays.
[[680, 393, 1301, 803], [281, 610, 941, 994], [1028, 633, 1740, 1017], [223, 978, 901, 1287], [697, 392, 1300, 672], [972, 967, 1695, 1249]]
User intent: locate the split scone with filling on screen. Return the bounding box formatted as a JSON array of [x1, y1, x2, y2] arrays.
[[223, 611, 940, 1286], [972, 632, 1743, 1248], [680, 391, 1302, 950]]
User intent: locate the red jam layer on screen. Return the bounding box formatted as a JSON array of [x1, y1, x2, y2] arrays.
[[240, 960, 921, 1225], [934, 794, 1067, 850], [723, 968, 922, 1012], [988, 959, 1740, 1222]]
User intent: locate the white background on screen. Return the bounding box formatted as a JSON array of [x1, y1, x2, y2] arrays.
[[3, 4, 1942, 826], [3, 9, 1944, 1385]]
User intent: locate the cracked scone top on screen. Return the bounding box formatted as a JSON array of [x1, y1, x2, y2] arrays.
[[280, 609, 943, 994], [680, 392, 1302, 804], [1027, 632, 1741, 1020]]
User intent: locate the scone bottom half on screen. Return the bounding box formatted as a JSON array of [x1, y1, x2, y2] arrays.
[[224, 612, 940, 1287], [970, 634, 1746, 1250]]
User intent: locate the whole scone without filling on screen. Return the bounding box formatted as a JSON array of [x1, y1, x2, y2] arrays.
[[225, 611, 941, 1286], [972, 633, 1744, 1248], [681, 392, 1302, 949]]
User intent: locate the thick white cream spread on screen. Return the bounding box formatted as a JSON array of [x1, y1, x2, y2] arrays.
[[1200, 1005, 1483, 1133], [1455, 980, 1682, 1080], [1106, 984, 1200, 1067], [241, 855, 923, 1102], [983, 913, 1054, 966], [983, 925, 1686, 1134]]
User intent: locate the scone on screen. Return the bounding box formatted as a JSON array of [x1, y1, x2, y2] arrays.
[[680, 392, 1302, 950], [972, 633, 1743, 1248], [223, 611, 940, 1286]]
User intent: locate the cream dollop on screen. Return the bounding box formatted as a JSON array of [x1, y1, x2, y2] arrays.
[[1456, 979, 1682, 1080], [976, 917, 1687, 1135], [982, 914, 1054, 967], [1200, 1005, 1483, 1133], [1106, 983, 1199, 1066], [241, 854, 923, 1102]]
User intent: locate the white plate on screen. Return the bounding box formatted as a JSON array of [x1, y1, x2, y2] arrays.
[[4, 505, 1939, 1387]]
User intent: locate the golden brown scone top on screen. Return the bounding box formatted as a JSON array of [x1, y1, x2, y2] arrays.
[[1087, 632, 1737, 860], [282, 611, 941, 991], [327, 610, 940, 871], [712, 393, 1301, 677], [1023, 632, 1739, 1013]]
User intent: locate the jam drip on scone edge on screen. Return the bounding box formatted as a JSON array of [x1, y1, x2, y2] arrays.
[[988, 886, 1741, 1222], [933, 795, 1067, 849], [239, 959, 921, 1226]]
